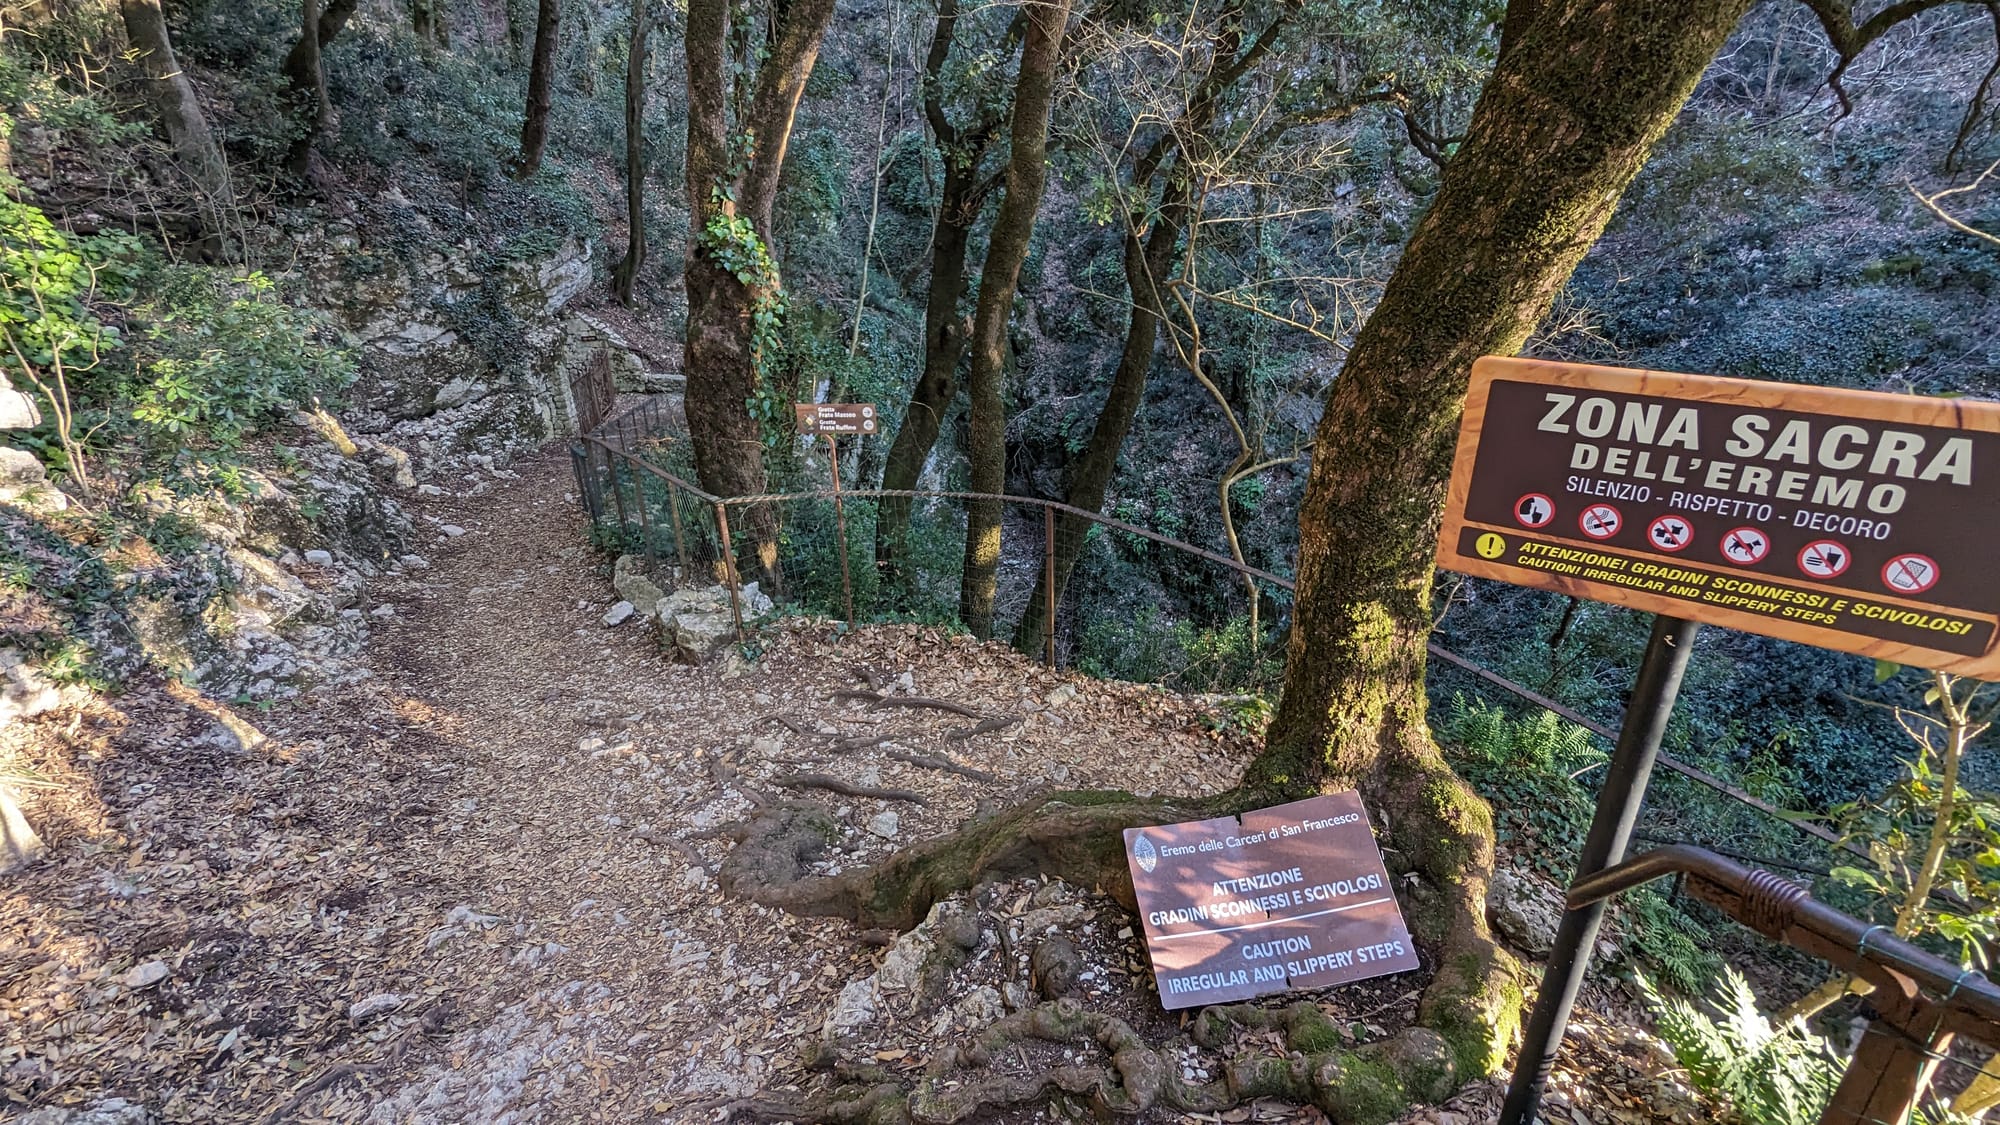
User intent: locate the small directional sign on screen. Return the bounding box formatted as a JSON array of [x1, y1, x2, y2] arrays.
[[1647, 514, 1693, 553], [1721, 526, 1771, 566], [1514, 493, 1554, 529], [1578, 504, 1622, 540], [1798, 540, 1851, 580], [1883, 554, 1940, 595], [794, 402, 879, 435]]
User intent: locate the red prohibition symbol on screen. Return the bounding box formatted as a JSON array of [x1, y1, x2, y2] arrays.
[[1646, 514, 1693, 553], [1514, 493, 1555, 529], [1577, 503, 1621, 540], [1882, 554, 1940, 595], [1797, 540, 1851, 580], [1721, 526, 1771, 566]]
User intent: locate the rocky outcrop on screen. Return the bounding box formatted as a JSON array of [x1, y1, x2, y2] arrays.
[[657, 583, 774, 664]]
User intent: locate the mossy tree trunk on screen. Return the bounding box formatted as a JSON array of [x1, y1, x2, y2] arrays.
[[279, 0, 358, 180], [508, 0, 561, 179], [682, 0, 837, 587], [119, 0, 235, 239], [874, 0, 1010, 590], [1248, 0, 1756, 1077], [610, 0, 652, 306], [957, 0, 1071, 638]]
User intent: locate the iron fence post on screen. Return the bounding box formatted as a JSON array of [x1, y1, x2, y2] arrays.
[[828, 434, 855, 629], [634, 467, 658, 577], [608, 452, 630, 541], [1044, 505, 1056, 668], [715, 502, 746, 640], [667, 479, 690, 576]]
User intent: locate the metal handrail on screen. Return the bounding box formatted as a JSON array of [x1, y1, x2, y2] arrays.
[[1572, 845, 2000, 1031]]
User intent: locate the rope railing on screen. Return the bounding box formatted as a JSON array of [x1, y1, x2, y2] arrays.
[[570, 407, 1843, 859]]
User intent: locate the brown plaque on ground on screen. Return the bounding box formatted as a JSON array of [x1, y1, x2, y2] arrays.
[[1123, 793, 1420, 1009], [1438, 357, 2000, 677], [794, 402, 880, 435]]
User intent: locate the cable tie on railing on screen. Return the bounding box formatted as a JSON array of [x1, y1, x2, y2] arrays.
[[1857, 923, 1890, 960], [1944, 965, 1985, 1004]]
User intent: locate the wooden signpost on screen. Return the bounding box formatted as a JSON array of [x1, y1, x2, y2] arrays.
[[795, 403, 878, 627], [1124, 793, 1420, 1009], [1449, 358, 2000, 1125]]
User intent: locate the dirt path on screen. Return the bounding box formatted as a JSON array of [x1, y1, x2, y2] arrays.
[[4, 443, 1694, 1125], [336, 444, 1249, 1121]]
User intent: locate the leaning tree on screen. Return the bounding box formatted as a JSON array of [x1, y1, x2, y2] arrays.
[[712, 0, 2000, 1117]]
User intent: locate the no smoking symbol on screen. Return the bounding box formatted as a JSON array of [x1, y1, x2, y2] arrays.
[[1721, 526, 1771, 566], [1798, 540, 1850, 580], [1882, 554, 1940, 595], [1647, 515, 1693, 553], [1578, 504, 1621, 540]]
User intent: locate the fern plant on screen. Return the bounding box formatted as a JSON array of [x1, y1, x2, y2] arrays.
[[1638, 967, 1844, 1125]]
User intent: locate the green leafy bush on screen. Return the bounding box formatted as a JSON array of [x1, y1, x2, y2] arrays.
[[125, 269, 354, 456]]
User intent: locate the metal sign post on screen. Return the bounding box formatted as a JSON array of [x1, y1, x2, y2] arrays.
[[1433, 356, 2000, 1123], [796, 403, 876, 631], [1496, 614, 1698, 1125]]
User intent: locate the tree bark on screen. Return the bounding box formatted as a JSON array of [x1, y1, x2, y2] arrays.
[[1250, 0, 1755, 1076], [119, 0, 234, 236], [874, 0, 1005, 589], [957, 0, 1071, 638], [1010, 1, 1280, 656], [508, 0, 561, 180], [682, 0, 839, 586], [610, 0, 652, 306], [1011, 186, 1182, 655], [279, 0, 356, 181]]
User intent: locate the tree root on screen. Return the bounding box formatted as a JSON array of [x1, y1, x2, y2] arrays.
[[883, 747, 997, 782], [730, 998, 1457, 1125], [944, 715, 1022, 742], [833, 690, 985, 718], [776, 773, 928, 804]]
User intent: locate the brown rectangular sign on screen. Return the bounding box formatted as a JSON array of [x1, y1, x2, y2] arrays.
[[1438, 357, 2000, 677], [1124, 793, 1420, 1009], [794, 402, 880, 435]]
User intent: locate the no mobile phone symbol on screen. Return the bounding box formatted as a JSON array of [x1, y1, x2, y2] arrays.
[[1578, 504, 1621, 540], [1722, 526, 1771, 565], [1882, 554, 1940, 595]]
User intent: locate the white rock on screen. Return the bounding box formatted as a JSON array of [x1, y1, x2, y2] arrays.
[[399, 554, 431, 569], [603, 601, 635, 627], [1045, 683, 1078, 707], [866, 811, 900, 839], [440, 525, 467, 538], [348, 993, 406, 1021], [417, 484, 444, 496], [121, 961, 170, 989], [303, 549, 334, 567]]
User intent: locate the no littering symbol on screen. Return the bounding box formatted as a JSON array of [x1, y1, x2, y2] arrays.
[[1882, 554, 1940, 595], [1721, 526, 1771, 566], [1578, 504, 1621, 540], [1514, 493, 1554, 529], [1798, 540, 1851, 580], [1647, 515, 1693, 553]]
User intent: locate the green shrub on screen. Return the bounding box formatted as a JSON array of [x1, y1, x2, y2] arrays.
[[1637, 968, 1843, 1125], [125, 269, 354, 456]]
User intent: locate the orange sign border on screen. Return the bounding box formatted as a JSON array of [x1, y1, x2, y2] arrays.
[[1437, 356, 2000, 678]]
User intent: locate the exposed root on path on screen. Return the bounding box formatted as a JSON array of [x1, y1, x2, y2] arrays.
[[723, 997, 1458, 1124]]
